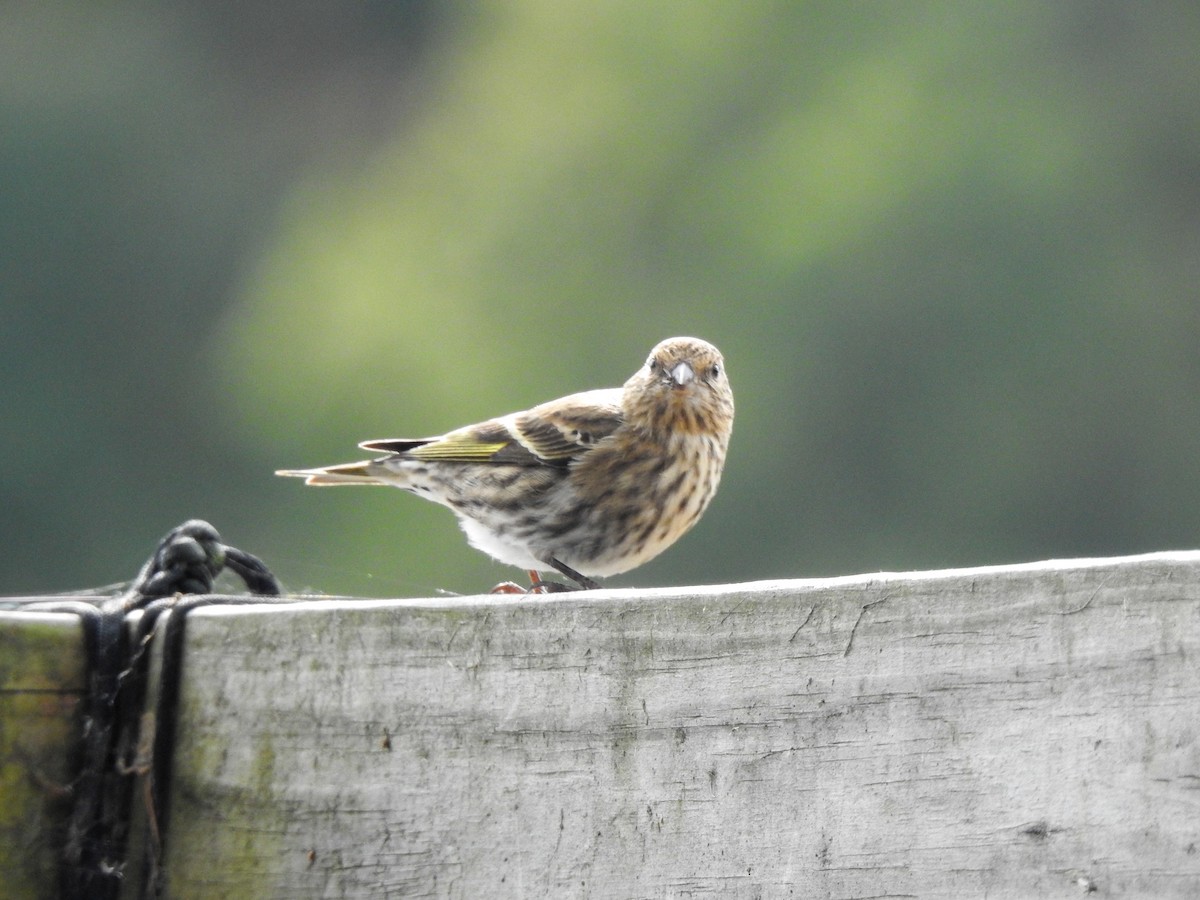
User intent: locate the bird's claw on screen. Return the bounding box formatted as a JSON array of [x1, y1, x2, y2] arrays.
[[488, 581, 528, 595], [488, 579, 577, 594]]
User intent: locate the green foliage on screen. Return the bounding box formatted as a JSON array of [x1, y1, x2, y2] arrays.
[[5, 3, 1200, 596]]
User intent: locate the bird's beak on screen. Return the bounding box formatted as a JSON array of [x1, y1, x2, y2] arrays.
[[668, 361, 695, 387]]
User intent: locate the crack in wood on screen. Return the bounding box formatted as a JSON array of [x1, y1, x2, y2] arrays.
[[844, 597, 888, 657], [788, 604, 817, 643], [1057, 572, 1114, 615]]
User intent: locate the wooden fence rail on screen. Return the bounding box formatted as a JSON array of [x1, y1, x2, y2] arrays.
[[3, 551, 1200, 898]]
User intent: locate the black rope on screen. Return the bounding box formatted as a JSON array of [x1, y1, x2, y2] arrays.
[[10, 520, 285, 900]]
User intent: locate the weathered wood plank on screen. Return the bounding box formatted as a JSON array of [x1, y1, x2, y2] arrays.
[[160, 552, 1200, 898], [0, 612, 87, 900]]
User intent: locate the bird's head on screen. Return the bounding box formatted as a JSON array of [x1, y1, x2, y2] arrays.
[[624, 336, 734, 438]]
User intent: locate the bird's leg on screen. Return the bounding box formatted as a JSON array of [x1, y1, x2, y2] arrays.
[[489, 570, 560, 594], [544, 557, 602, 591], [524, 568, 570, 594], [527, 579, 576, 593], [493, 564, 599, 594]]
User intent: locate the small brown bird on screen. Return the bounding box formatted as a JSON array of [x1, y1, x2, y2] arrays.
[[277, 336, 734, 591]]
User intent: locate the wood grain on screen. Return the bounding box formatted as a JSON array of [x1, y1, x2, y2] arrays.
[[153, 552, 1200, 898]]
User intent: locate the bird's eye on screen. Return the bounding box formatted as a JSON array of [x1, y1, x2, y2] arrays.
[[647, 357, 659, 373], [708, 364, 721, 379]]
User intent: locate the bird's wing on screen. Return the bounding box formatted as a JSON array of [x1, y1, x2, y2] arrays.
[[359, 388, 624, 468], [358, 427, 509, 461]]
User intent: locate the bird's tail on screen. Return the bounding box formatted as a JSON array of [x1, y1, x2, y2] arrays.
[[275, 461, 387, 486]]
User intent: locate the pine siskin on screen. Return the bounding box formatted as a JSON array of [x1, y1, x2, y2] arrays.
[[277, 336, 734, 591]]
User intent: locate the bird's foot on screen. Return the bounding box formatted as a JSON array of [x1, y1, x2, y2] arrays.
[[527, 579, 576, 593], [489, 570, 564, 594], [486, 578, 573, 594], [488, 567, 590, 594]]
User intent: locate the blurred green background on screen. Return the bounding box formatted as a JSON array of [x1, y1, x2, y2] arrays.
[[5, 2, 1199, 598]]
